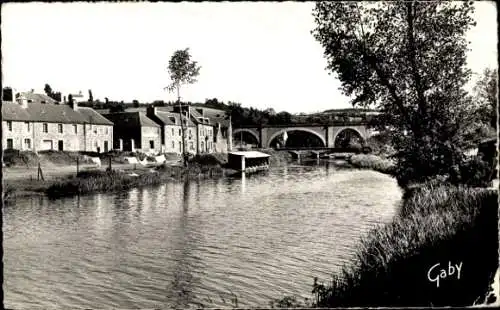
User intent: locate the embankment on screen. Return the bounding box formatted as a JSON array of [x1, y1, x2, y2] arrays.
[[314, 182, 498, 307], [348, 153, 396, 175]]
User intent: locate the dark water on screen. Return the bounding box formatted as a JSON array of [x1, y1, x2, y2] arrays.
[[3, 163, 402, 308]]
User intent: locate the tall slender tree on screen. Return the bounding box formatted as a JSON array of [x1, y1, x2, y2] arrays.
[[165, 48, 201, 167]]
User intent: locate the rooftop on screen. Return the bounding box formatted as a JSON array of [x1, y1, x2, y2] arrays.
[[229, 151, 271, 158], [1, 101, 112, 125], [102, 111, 160, 128]]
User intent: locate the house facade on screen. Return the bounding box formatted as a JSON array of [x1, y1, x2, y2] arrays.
[[2, 92, 113, 152], [146, 106, 197, 155], [171, 105, 232, 154], [102, 112, 161, 154]]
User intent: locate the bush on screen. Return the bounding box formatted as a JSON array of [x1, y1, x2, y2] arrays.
[[189, 153, 228, 166], [457, 156, 494, 187], [348, 154, 396, 175], [2, 150, 39, 167], [316, 184, 498, 307]]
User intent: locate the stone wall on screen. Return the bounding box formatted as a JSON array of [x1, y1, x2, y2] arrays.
[[2, 121, 113, 152]]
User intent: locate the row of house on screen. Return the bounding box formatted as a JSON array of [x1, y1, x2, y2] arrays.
[[101, 104, 232, 155], [2, 90, 113, 153], [2, 88, 233, 155]]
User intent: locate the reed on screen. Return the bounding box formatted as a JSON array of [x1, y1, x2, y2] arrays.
[[348, 154, 396, 175], [314, 183, 498, 307], [46, 165, 225, 198]]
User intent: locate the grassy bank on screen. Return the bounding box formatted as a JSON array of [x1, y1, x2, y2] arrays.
[[46, 161, 225, 199], [348, 153, 396, 175], [313, 182, 498, 307]]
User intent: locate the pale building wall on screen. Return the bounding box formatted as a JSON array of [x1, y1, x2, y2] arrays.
[[2, 120, 113, 153]]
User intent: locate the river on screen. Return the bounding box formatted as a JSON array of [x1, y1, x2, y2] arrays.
[[3, 162, 402, 308]]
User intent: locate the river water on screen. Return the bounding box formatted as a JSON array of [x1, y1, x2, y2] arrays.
[[3, 162, 402, 308]]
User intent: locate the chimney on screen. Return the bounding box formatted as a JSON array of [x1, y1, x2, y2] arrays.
[[2, 87, 14, 102], [16, 92, 28, 109], [146, 105, 157, 117], [69, 94, 78, 111]]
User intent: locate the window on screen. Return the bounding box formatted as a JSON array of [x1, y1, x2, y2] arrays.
[[58, 124, 63, 133], [189, 141, 194, 150], [179, 129, 181, 136], [7, 121, 12, 131], [150, 140, 155, 149], [172, 141, 175, 149], [171, 128, 174, 136], [24, 138, 31, 149], [25, 122, 30, 132], [178, 141, 182, 152], [6, 139, 13, 149], [43, 123, 48, 133], [73, 124, 78, 134], [105, 127, 109, 134]]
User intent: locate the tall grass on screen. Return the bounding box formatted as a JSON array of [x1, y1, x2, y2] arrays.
[[46, 165, 225, 198], [315, 183, 498, 307], [348, 154, 396, 175]]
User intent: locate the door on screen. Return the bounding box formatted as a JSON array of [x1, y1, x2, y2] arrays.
[[6, 139, 13, 149], [104, 141, 109, 152], [42, 140, 53, 150], [58, 140, 64, 151]]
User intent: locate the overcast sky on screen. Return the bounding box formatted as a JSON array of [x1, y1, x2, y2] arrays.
[[1, 1, 497, 113]]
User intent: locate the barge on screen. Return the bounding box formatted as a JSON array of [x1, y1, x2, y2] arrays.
[[227, 151, 271, 173]]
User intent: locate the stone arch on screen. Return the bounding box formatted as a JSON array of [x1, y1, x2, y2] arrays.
[[333, 127, 365, 148], [266, 128, 326, 148], [233, 128, 260, 144]]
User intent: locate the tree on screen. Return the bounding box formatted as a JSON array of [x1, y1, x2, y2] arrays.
[[132, 99, 140, 108], [44, 84, 53, 97], [165, 48, 201, 167], [109, 104, 126, 113], [312, 1, 478, 187], [473, 68, 498, 130], [88, 89, 94, 102]]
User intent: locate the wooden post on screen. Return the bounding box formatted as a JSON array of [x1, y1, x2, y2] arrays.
[[108, 156, 112, 171], [76, 157, 80, 175], [37, 162, 45, 181]]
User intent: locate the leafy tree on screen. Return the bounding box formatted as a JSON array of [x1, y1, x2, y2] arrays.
[[109, 103, 126, 113], [44, 83, 62, 102], [165, 48, 201, 167], [44, 84, 53, 97], [473, 68, 498, 130], [313, 1, 478, 187], [132, 99, 140, 108]]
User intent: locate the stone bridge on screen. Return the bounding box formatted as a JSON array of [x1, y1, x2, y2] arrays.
[[233, 123, 372, 148]]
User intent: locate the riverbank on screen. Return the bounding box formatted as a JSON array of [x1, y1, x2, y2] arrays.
[[3, 150, 293, 202], [313, 182, 498, 307], [347, 153, 396, 175]]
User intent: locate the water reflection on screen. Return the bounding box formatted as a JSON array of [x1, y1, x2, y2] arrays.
[[3, 165, 402, 309], [241, 173, 246, 193]]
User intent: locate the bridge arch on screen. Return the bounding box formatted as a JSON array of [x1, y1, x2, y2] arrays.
[[266, 128, 326, 148], [233, 128, 260, 144], [332, 127, 365, 148]]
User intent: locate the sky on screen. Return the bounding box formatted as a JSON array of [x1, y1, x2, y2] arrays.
[[1, 1, 498, 114]]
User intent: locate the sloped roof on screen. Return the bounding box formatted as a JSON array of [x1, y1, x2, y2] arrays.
[[155, 111, 196, 127], [78, 107, 114, 125], [103, 112, 160, 128], [201, 108, 230, 127], [19, 92, 58, 104], [1, 101, 110, 125]]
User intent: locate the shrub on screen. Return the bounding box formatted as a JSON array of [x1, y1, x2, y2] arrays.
[[348, 154, 396, 175], [2, 150, 39, 167]]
